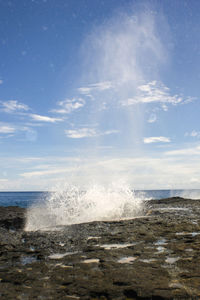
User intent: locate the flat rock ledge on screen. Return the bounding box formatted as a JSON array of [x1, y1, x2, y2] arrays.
[[0, 197, 200, 299]]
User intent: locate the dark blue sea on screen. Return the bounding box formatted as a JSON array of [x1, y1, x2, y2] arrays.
[[0, 192, 48, 208], [0, 190, 200, 208]]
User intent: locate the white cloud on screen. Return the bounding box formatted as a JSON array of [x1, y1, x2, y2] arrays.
[[147, 113, 157, 123], [99, 102, 107, 111], [15, 157, 43, 163], [185, 130, 200, 139], [0, 179, 8, 182], [144, 136, 170, 144], [0, 124, 39, 141], [104, 130, 119, 135], [165, 145, 200, 156], [161, 104, 168, 111], [52, 98, 85, 114], [2, 151, 200, 190], [17, 154, 200, 190], [65, 128, 119, 139], [24, 128, 38, 142], [20, 168, 68, 178], [78, 81, 113, 95], [65, 128, 97, 138], [121, 81, 194, 108], [0, 125, 16, 134], [30, 114, 63, 123], [190, 130, 200, 137], [0, 79, 3, 85], [0, 100, 29, 113]]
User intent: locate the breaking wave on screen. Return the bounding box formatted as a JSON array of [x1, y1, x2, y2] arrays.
[[25, 182, 146, 231]]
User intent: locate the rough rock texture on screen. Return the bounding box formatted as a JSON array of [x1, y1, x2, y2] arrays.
[[0, 206, 25, 230], [0, 198, 200, 299]]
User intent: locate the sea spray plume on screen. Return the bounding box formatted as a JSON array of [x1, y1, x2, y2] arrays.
[[170, 189, 200, 200], [25, 8, 168, 230], [25, 182, 145, 231], [180, 190, 200, 200], [80, 9, 167, 98], [77, 8, 169, 152]]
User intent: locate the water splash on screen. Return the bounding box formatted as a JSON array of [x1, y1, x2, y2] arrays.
[[179, 190, 200, 200], [25, 182, 145, 231], [170, 189, 200, 200]]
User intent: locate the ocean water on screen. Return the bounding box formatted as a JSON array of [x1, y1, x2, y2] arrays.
[[0, 192, 48, 208], [0, 189, 200, 208]]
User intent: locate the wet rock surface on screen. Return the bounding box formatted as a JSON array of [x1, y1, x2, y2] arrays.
[[0, 198, 200, 299]]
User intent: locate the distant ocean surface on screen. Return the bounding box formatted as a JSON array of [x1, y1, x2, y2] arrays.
[[0, 190, 200, 208]]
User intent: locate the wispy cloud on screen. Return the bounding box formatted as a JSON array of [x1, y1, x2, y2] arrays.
[[52, 98, 85, 114], [144, 136, 170, 144], [0, 80, 3, 85], [121, 81, 194, 108], [185, 130, 200, 139], [65, 128, 119, 138], [30, 114, 63, 123], [78, 81, 113, 95], [104, 130, 119, 135], [20, 168, 68, 178], [0, 125, 16, 134], [65, 128, 97, 138], [15, 154, 200, 189], [165, 145, 200, 156], [147, 113, 157, 123], [0, 123, 39, 141], [0, 100, 29, 113], [0, 179, 8, 182]]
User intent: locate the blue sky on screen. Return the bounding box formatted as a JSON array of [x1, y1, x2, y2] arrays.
[[0, 0, 200, 191]]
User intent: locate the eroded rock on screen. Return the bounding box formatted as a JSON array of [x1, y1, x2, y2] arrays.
[[0, 198, 200, 299]]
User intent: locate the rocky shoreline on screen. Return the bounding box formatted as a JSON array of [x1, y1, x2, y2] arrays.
[[0, 197, 200, 299]]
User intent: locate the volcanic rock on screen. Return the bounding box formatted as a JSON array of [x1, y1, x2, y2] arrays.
[[0, 198, 200, 299]]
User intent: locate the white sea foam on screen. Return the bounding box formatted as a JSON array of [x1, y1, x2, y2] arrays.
[[25, 182, 145, 231], [100, 243, 136, 250], [118, 257, 137, 264]]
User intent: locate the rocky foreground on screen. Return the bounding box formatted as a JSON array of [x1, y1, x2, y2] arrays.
[[0, 198, 200, 299]]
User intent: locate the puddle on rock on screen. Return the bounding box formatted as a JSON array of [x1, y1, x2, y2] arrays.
[[66, 295, 80, 299], [176, 232, 200, 237], [165, 257, 180, 264], [20, 256, 37, 265], [82, 258, 100, 264], [169, 281, 184, 289], [185, 248, 193, 252], [156, 246, 166, 253], [87, 236, 100, 240], [154, 239, 168, 246], [191, 232, 200, 237], [140, 258, 156, 263], [176, 232, 187, 236], [53, 263, 73, 268], [190, 220, 197, 225], [99, 243, 136, 250], [118, 256, 137, 264], [59, 242, 65, 247], [49, 251, 78, 259]]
